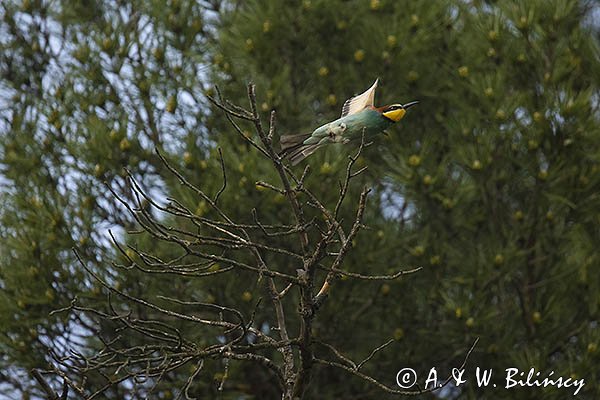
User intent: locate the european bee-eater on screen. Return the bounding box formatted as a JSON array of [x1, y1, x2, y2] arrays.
[[280, 79, 418, 165]]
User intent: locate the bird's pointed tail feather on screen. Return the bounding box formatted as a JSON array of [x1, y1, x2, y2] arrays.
[[279, 133, 321, 165], [287, 143, 322, 165]]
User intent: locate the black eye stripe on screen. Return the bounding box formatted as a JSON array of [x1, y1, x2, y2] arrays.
[[386, 105, 403, 111]]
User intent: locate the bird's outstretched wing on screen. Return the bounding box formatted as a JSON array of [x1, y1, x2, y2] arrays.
[[340, 78, 378, 117]]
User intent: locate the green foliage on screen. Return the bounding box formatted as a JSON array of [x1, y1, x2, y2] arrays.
[[0, 0, 214, 397]]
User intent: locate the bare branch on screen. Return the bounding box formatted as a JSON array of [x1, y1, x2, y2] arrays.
[[268, 109, 276, 143], [355, 339, 395, 371], [175, 359, 203, 400], [319, 266, 423, 281], [31, 369, 60, 400], [334, 130, 369, 220], [315, 337, 480, 396], [214, 147, 227, 204], [314, 187, 371, 307], [205, 92, 255, 121]]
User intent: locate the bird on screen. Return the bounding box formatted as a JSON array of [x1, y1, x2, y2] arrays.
[[279, 79, 418, 165]]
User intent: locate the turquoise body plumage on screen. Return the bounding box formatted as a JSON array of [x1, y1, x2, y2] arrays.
[[303, 108, 393, 146]]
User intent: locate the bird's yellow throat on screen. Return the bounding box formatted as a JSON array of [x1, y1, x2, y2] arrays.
[[382, 108, 406, 122]]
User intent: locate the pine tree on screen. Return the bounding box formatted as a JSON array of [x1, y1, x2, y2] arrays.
[[1, 0, 217, 397]]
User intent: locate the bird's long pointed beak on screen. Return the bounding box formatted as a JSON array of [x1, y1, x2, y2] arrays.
[[403, 101, 419, 109]]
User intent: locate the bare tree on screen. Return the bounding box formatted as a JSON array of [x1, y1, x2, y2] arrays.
[[32, 85, 476, 399]]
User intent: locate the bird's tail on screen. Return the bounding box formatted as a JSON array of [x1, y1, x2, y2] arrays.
[[279, 133, 322, 166]]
